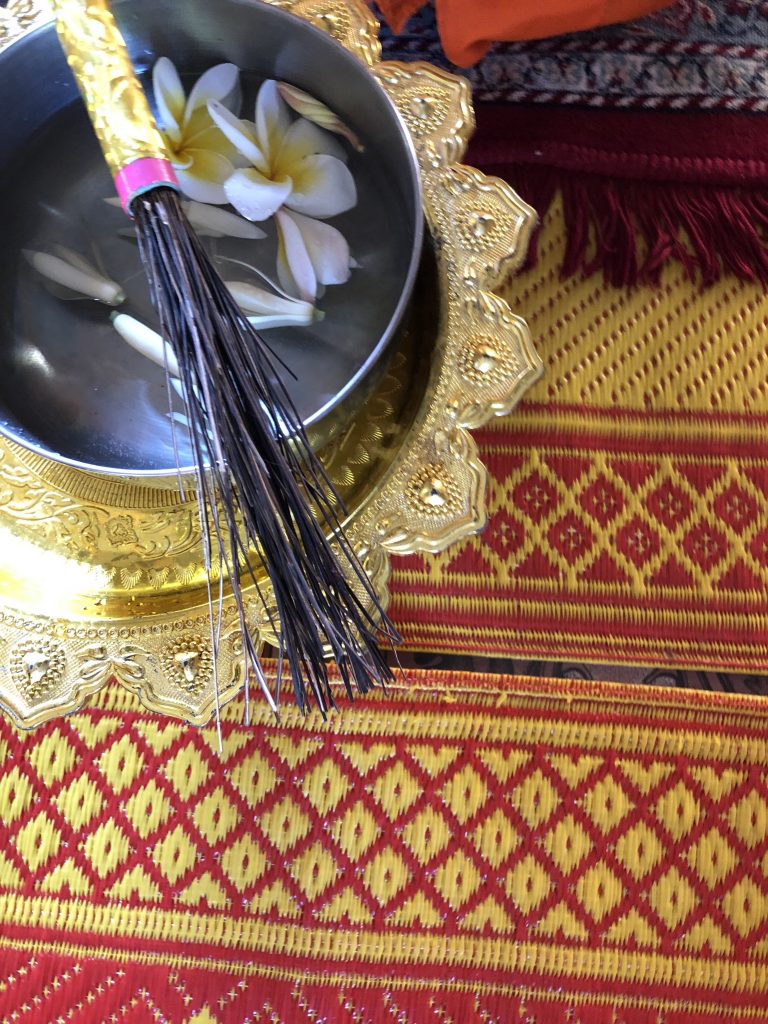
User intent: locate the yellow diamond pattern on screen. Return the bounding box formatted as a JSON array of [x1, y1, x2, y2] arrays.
[[729, 790, 768, 849], [723, 878, 767, 937], [2, 685, 767, 966], [230, 751, 275, 806], [656, 781, 701, 841], [434, 851, 482, 911], [364, 848, 410, 905], [510, 769, 559, 829], [474, 808, 519, 869], [153, 825, 198, 884], [688, 828, 737, 888], [584, 776, 632, 833], [221, 836, 267, 891], [403, 807, 452, 866], [373, 762, 421, 820], [83, 821, 130, 879], [615, 822, 663, 880], [303, 758, 350, 817], [261, 797, 311, 854], [292, 842, 338, 901], [166, 743, 210, 801], [576, 862, 623, 922], [99, 735, 144, 792], [442, 765, 488, 825], [193, 788, 238, 845], [544, 815, 591, 874], [124, 780, 170, 839], [650, 868, 698, 929], [55, 774, 102, 830], [331, 801, 379, 862], [27, 730, 75, 786], [0, 768, 33, 825], [506, 854, 552, 913], [15, 812, 60, 871]]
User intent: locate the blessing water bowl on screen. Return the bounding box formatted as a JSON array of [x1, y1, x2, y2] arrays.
[[0, 0, 422, 475]]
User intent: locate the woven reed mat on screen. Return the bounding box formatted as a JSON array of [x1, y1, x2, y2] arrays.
[[0, 668, 766, 1020], [389, 194, 768, 673]]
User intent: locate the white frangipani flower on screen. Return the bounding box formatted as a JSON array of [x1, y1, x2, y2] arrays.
[[207, 80, 357, 223], [225, 280, 319, 327], [25, 246, 125, 306], [153, 58, 243, 204], [275, 209, 352, 302]]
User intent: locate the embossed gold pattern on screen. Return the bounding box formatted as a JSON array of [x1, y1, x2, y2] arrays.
[[49, 0, 171, 179], [0, 0, 541, 726]]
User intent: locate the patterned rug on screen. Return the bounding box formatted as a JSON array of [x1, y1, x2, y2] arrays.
[[381, 1, 768, 288], [389, 195, 768, 673], [0, 667, 767, 1021]]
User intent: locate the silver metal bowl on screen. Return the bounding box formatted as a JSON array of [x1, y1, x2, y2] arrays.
[[0, 0, 423, 475]]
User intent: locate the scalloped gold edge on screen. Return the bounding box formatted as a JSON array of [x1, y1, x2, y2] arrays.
[[0, 0, 542, 726]]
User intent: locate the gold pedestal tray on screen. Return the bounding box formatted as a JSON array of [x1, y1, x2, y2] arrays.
[[0, 0, 542, 728]]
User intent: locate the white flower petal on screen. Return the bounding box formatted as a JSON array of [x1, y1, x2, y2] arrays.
[[207, 100, 265, 169], [153, 57, 185, 146], [111, 313, 180, 377], [185, 63, 241, 122], [287, 154, 357, 218], [175, 149, 235, 205], [275, 209, 316, 301], [255, 79, 291, 158], [184, 202, 266, 239], [25, 250, 125, 305], [286, 211, 352, 286], [224, 168, 292, 222], [277, 81, 364, 151], [225, 280, 315, 317], [277, 117, 347, 166]]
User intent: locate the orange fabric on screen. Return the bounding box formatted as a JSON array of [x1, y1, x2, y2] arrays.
[[377, 0, 673, 66]]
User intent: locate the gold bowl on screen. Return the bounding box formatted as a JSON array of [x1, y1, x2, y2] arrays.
[[0, 0, 542, 728]]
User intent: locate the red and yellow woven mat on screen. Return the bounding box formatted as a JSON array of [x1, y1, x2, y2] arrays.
[[0, 668, 766, 1020], [390, 196, 768, 672]]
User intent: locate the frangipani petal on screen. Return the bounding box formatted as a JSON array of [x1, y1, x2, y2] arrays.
[[276, 209, 316, 301], [184, 203, 266, 239], [153, 57, 185, 146], [185, 62, 240, 121], [277, 117, 346, 167], [225, 280, 315, 317], [287, 154, 357, 218], [183, 118, 243, 164], [207, 100, 266, 169], [255, 80, 292, 159], [277, 81, 363, 151], [286, 211, 352, 286], [175, 149, 235, 204], [224, 168, 293, 221]]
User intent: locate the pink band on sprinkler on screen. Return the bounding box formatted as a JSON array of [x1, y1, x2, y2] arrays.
[[114, 158, 180, 213]]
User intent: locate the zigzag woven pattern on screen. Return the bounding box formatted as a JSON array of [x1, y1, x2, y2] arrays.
[[390, 196, 768, 670], [0, 670, 766, 1020]]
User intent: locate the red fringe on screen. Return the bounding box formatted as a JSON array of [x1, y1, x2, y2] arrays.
[[480, 163, 768, 289]]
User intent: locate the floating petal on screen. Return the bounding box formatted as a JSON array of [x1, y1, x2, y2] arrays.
[[207, 100, 265, 169], [184, 202, 265, 239], [285, 211, 352, 286], [185, 62, 241, 121], [152, 57, 184, 147], [277, 117, 346, 167], [224, 168, 292, 222], [111, 313, 179, 377], [25, 250, 125, 306], [275, 209, 316, 301], [225, 280, 315, 318], [287, 154, 357, 218], [256, 79, 292, 160], [277, 81, 363, 151], [175, 150, 235, 205]]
